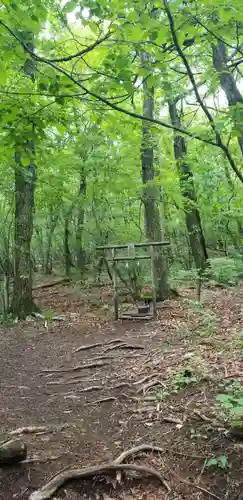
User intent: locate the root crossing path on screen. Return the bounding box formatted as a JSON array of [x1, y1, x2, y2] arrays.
[[1, 285, 242, 499]]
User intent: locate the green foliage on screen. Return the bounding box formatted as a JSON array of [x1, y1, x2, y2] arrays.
[[171, 368, 197, 391], [208, 258, 243, 286], [0, 0, 242, 311], [216, 381, 243, 426], [205, 455, 228, 470]]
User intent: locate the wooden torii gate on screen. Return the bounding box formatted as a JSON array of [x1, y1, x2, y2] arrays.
[[96, 241, 170, 320]]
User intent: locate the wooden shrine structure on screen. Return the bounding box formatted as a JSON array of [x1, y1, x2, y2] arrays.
[[96, 241, 170, 320]]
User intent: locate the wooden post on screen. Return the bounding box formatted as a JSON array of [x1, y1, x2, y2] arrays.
[[112, 248, 119, 320], [150, 245, 157, 316]]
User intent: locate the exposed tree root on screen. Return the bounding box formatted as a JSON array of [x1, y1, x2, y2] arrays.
[[114, 443, 165, 464], [85, 397, 117, 406], [9, 424, 69, 436], [74, 342, 103, 353], [74, 339, 126, 353], [104, 343, 144, 352], [29, 462, 169, 500], [41, 361, 108, 374]]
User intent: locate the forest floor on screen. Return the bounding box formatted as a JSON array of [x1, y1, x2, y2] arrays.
[[1, 279, 243, 500]]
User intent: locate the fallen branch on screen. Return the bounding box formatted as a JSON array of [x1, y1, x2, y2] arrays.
[[29, 462, 169, 500], [33, 278, 70, 290], [0, 439, 27, 465], [74, 342, 103, 353]]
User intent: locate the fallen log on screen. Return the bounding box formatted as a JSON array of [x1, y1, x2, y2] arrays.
[[0, 439, 27, 465], [33, 278, 70, 291]]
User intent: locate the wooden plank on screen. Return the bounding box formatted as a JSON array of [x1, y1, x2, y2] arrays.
[[97, 241, 170, 251], [107, 256, 150, 262]]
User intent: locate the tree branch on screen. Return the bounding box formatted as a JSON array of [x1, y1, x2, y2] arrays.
[[0, 19, 110, 63], [163, 0, 243, 184], [1, 18, 239, 157]]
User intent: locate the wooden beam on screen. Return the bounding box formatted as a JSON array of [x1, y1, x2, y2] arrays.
[[107, 256, 150, 262], [97, 241, 170, 251]]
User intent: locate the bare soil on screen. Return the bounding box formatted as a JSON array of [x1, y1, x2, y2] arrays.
[[1, 281, 243, 500]]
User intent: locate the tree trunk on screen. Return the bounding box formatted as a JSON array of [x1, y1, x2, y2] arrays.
[[11, 156, 38, 318], [43, 213, 58, 275], [76, 173, 86, 272], [64, 217, 73, 278], [212, 40, 243, 155], [141, 52, 170, 300], [168, 100, 208, 272]]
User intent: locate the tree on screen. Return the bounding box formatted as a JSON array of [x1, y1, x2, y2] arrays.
[[168, 100, 208, 272]]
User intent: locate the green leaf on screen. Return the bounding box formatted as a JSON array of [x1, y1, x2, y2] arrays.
[[218, 455, 228, 469], [62, 0, 77, 14], [231, 406, 243, 414], [130, 25, 144, 42], [205, 458, 218, 468]]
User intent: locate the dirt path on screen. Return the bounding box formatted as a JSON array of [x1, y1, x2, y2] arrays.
[[1, 283, 243, 500]]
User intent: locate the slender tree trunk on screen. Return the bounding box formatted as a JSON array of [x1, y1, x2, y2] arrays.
[[11, 154, 38, 318], [43, 212, 58, 275], [76, 172, 86, 272], [212, 40, 243, 155], [141, 52, 170, 300], [168, 100, 208, 271], [64, 217, 72, 278]]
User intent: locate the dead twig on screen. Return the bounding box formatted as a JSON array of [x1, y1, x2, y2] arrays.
[[29, 462, 169, 500]]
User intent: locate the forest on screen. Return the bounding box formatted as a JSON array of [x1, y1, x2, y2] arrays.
[[0, 0, 243, 499]]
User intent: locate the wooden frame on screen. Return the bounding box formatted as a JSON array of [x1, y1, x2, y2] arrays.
[[96, 241, 170, 320]]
